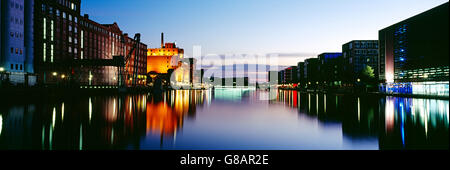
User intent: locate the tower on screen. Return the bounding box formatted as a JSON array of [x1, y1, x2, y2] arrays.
[[161, 32, 164, 48]]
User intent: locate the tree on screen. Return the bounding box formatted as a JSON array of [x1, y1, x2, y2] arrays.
[[361, 65, 375, 80], [358, 65, 377, 92]]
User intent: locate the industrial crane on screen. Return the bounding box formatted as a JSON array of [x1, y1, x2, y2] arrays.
[[115, 33, 141, 88]]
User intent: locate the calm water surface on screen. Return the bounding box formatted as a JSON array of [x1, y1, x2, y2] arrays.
[[0, 89, 448, 150]]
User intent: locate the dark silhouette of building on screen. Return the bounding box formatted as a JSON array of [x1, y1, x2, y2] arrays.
[[304, 58, 320, 89], [318, 53, 343, 88], [342, 40, 378, 84]]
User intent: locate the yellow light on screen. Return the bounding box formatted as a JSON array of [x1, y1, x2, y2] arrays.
[[61, 75, 66, 78], [0, 67, 4, 72], [52, 72, 58, 76], [357, 79, 361, 82]]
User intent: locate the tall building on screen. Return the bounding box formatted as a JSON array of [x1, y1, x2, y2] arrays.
[[297, 62, 305, 88], [304, 58, 320, 88], [379, 2, 449, 96], [33, 0, 81, 85], [147, 33, 184, 74], [342, 40, 378, 83], [32, 0, 147, 87], [284, 66, 298, 85], [318, 53, 343, 87], [1, 0, 35, 85]]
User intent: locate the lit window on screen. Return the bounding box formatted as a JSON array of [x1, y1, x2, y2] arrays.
[[51, 45, 54, 63], [43, 18, 46, 39], [43, 43, 47, 62]]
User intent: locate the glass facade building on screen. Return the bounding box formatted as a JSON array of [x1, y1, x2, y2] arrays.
[[379, 2, 449, 96]]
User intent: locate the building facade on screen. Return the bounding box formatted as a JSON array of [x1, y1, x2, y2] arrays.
[[304, 58, 320, 89], [32, 0, 147, 88], [1, 0, 35, 85], [379, 2, 449, 96], [33, 0, 81, 86], [122, 33, 148, 87], [342, 40, 378, 84], [147, 33, 184, 74], [318, 53, 343, 87], [297, 62, 305, 89]]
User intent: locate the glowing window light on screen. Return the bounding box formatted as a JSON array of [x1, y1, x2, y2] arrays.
[[0, 115, 3, 136]]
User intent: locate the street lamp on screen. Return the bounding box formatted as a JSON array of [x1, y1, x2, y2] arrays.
[[0, 67, 4, 72], [53, 72, 58, 76]]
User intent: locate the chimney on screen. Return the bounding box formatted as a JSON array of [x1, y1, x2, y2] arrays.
[[161, 32, 164, 48]]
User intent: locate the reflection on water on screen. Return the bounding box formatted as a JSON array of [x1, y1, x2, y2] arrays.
[[0, 89, 448, 150]]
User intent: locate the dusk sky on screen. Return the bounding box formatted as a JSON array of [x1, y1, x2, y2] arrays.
[[82, 0, 447, 66]]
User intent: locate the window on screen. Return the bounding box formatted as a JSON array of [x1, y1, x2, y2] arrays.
[[43, 18, 46, 39], [51, 20, 54, 41], [11, 48, 14, 54], [43, 43, 47, 62], [51, 45, 54, 63]]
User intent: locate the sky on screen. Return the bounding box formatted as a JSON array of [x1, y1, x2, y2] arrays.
[[81, 0, 448, 66]]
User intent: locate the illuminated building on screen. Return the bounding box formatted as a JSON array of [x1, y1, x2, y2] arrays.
[[33, 0, 147, 87], [379, 2, 449, 96], [34, 0, 82, 85], [147, 33, 184, 74], [342, 41, 378, 83], [1, 0, 35, 85]]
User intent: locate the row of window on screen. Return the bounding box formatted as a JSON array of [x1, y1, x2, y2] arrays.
[[42, 4, 78, 23], [9, 16, 24, 26], [9, 1, 24, 11], [10, 47, 23, 55], [9, 31, 24, 39], [10, 64, 23, 71], [56, 0, 77, 11]]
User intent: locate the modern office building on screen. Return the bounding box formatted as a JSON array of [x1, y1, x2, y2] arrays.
[[1, 0, 35, 85], [284, 66, 298, 85], [318, 53, 343, 87], [297, 62, 305, 88], [342, 40, 378, 84], [278, 69, 285, 84], [379, 2, 449, 96], [304, 58, 320, 89]]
